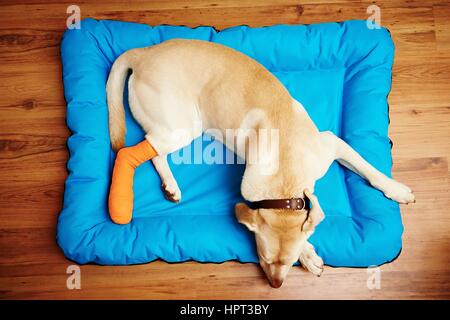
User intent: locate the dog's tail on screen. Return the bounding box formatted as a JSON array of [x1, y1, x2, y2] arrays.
[[106, 50, 136, 151]]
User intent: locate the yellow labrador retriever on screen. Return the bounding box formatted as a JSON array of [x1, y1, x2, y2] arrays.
[[107, 39, 414, 288]]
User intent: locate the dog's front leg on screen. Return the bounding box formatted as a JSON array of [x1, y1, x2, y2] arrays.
[[321, 131, 415, 204], [152, 155, 181, 202], [299, 241, 324, 276]]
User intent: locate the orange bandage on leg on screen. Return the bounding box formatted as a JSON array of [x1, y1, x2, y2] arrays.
[[109, 140, 157, 224]]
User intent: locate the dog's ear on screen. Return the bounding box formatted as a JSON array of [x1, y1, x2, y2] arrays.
[[235, 202, 259, 232], [302, 189, 325, 232]]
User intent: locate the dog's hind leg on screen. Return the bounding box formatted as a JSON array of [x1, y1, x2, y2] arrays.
[[320, 131, 415, 204], [152, 155, 181, 203], [109, 140, 158, 224]]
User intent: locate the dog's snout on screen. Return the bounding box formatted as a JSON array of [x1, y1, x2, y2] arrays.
[[269, 278, 283, 288]]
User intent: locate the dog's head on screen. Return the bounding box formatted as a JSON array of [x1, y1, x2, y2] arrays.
[[235, 191, 324, 288]]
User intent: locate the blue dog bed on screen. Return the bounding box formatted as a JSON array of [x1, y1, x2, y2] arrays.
[[58, 19, 402, 267]]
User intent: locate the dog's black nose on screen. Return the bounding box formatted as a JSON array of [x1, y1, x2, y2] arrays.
[[270, 278, 283, 288]]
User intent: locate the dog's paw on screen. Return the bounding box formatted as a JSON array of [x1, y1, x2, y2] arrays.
[[378, 178, 415, 204], [299, 242, 324, 277], [161, 181, 181, 203]]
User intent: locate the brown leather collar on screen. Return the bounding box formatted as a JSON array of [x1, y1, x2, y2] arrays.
[[253, 197, 310, 211]]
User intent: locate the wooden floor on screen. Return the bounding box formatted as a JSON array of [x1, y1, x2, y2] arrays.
[[0, 0, 449, 300]]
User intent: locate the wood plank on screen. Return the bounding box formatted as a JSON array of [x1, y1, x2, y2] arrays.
[[433, 4, 450, 51]]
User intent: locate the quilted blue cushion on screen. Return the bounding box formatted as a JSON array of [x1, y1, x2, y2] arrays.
[[58, 19, 402, 267]]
